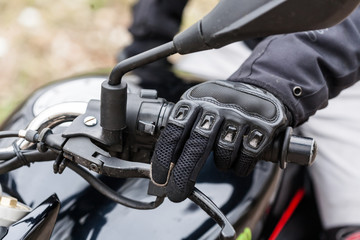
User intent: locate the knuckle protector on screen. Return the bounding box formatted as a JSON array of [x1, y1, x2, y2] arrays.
[[168, 100, 200, 128], [214, 122, 247, 170], [184, 81, 282, 123], [183, 80, 289, 166]]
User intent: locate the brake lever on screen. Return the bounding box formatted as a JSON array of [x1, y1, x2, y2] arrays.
[[64, 159, 165, 210], [60, 135, 237, 238], [62, 136, 151, 178], [190, 188, 236, 240]]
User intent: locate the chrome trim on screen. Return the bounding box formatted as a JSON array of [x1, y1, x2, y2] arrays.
[[18, 102, 88, 150]]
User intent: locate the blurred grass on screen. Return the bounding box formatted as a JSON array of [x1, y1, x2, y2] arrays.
[[0, 0, 216, 122]]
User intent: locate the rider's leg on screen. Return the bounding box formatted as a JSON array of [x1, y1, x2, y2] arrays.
[[299, 81, 360, 232]]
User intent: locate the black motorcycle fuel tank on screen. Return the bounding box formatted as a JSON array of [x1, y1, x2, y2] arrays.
[[0, 75, 280, 239]]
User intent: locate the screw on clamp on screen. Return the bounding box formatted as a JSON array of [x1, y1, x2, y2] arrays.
[[83, 116, 98, 127]]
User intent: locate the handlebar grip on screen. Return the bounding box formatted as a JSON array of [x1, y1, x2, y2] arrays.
[[265, 127, 317, 169], [286, 135, 317, 166]]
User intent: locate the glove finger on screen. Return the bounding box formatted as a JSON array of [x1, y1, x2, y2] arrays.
[[234, 128, 269, 176], [167, 112, 223, 202], [233, 150, 258, 177], [151, 102, 200, 186], [214, 122, 248, 170]]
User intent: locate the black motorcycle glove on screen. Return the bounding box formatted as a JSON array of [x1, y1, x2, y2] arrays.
[[150, 80, 290, 202]]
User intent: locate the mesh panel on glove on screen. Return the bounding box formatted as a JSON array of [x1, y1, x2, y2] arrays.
[[234, 151, 258, 177], [214, 147, 233, 170], [151, 123, 184, 184], [173, 131, 209, 191], [155, 123, 183, 168]]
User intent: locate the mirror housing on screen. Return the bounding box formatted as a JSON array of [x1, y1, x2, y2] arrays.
[[174, 0, 360, 54]]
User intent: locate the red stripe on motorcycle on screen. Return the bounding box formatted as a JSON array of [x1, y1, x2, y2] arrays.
[[268, 188, 305, 240], [346, 232, 360, 240]]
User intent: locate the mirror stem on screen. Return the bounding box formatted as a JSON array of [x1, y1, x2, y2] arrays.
[[108, 41, 177, 86]]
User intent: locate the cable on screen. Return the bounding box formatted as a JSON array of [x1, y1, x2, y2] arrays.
[[0, 157, 24, 175], [66, 160, 164, 210], [0, 150, 56, 175], [0, 131, 18, 139], [13, 142, 29, 166], [23, 150, 57, 163], [0, 147, 16, 160], [0, 130, 40, 161]]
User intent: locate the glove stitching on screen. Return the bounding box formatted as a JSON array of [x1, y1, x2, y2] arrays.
[[186, 94, 281, 123]]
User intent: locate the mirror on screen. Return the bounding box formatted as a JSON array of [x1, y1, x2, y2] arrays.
[[174, 0, 360, 54]]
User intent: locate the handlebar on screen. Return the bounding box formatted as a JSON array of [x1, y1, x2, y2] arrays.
[[0, 88, 317, 240]]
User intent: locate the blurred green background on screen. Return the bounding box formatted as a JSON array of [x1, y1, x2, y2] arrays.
[[0, 0, 216, 122]]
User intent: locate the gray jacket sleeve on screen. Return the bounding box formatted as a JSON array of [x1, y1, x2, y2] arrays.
[[229, 7, 360, 126]]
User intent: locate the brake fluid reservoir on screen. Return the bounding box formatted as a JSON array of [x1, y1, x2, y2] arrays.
[[0, 185, 31, 227]]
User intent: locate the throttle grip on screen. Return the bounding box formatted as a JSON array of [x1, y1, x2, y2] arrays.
[[264, 127, 317, 169]]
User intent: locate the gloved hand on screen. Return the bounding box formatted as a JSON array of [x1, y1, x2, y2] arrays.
[[150, 80, 291, 202]]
